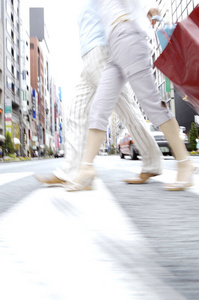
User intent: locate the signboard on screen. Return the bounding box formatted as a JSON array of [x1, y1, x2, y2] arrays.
[[58, 87, 62, 101], [32, 89, 36, 119], [5, 98, 12, 135], [165, 77, 171, 92]]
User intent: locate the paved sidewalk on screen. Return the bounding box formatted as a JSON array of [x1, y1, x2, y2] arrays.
[[0, 177, 192, 300]]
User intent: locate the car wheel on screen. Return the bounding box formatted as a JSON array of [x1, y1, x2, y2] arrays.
[[130, 143, 138, 160], [119, 148, 125, 159]]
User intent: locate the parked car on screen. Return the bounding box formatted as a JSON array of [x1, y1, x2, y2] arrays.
[[118, 122, 172, 160], [54, 150, 64, 158], [179, 126, 189, 150]]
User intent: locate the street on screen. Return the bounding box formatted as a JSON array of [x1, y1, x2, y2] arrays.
[[0, 155, 199, 300]]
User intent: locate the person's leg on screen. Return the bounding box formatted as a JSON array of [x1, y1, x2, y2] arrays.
[[66, 62, 125, 190], [34, 76, 94, 185], [114, 82, 162, 179], [56, 47, 111, 180], [123, 51, 193, 188], [59, 78, 95, 179], [159, 118, 195, 186], [113, 21, 194, 189], [35, 47, 110, 185]]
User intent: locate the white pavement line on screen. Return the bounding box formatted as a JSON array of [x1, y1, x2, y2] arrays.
[[0, 179, 186, 300], [0, 172, 33, 186]]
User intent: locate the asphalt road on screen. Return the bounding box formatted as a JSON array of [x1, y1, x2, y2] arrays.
[[0, 155, 199, 300]]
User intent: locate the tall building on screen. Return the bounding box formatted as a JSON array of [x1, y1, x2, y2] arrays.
[[0, 1, 4, 139], [2, 0, 21, 152], [29, 7, 57, 152], [20, 27, 31, 156], [30, 36, 45, 153]]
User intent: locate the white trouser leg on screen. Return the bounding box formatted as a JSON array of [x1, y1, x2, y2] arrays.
[[54, 78, 95, 181], [114, 83, 162, 174]]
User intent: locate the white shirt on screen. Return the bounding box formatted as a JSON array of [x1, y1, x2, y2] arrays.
[[98, 0, 156, 40]]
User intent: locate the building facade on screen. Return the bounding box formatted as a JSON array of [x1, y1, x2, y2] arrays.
[[2, 0, 21, 153], [0, 3, 4, 139], [20, 27, 31, 156], [30, 36, 45, 154]]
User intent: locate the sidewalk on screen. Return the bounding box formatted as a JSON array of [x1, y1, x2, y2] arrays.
[[0, 176, 191, 300]]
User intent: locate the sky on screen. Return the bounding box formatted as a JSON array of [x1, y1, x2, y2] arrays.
[[21, 0, 83, 105]]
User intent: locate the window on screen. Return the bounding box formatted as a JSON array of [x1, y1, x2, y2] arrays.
[[15, 86, 19, 97], [30, 43, 34, 49], [11, 13, 14, 23], [6, 76, 12, 91]]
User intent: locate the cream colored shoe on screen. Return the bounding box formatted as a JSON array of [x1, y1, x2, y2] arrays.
[[34, 174, 67, 187], [164, 158, 197, 191], [124, 173, 159, 184], [65, 163, 96, 192]]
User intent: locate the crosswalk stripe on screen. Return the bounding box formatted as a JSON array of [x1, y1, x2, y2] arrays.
[[0, 172, 33, 186]]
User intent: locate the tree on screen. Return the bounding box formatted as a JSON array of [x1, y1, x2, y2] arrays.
[[188, 122, 198, 151], [2, 132, 15, 155]]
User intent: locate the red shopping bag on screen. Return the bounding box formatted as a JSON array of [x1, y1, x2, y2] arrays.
[[154, 5, 199, 113]]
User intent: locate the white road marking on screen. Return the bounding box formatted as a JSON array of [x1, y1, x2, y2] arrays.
[[0, 172, 33, 186]]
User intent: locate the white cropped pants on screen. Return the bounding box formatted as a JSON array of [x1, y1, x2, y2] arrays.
[[89, 21, 173, 130]]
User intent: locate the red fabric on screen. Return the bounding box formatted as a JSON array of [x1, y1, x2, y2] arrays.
[[154, 5, 199, 113]]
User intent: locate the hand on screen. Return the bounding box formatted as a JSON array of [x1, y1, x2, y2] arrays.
[[147, 8, 161, 28]]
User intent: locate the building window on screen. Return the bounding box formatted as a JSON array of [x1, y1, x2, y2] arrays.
[[15, 86, 19, 97], [30, 43, 34, 49], [11, 13, 14, 23], [0, 89, 2, 103], [11, 65, 14, 75]]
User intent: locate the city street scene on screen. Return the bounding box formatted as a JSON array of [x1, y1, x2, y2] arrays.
[[0, 0, 199, 299]]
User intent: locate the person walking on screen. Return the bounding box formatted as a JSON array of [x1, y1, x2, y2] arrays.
[[65, 0, 195, 192], [35, 0, 163, 186]]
